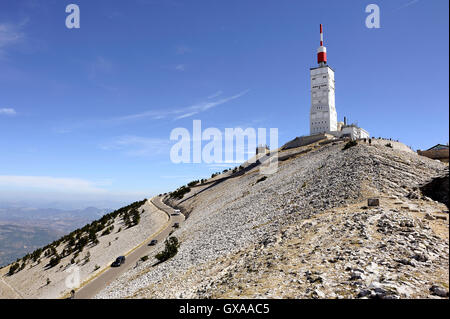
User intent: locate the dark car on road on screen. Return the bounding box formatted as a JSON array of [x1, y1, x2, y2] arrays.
[[173, 223, 179, 228], [148, 239, 158, 246], [111, 256, 125, 267]]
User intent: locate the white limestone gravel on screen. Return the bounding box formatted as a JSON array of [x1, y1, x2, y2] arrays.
[[95, 141, 448, 299]]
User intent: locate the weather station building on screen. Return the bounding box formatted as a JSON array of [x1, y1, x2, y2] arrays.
[[309, 24, 369, 140]]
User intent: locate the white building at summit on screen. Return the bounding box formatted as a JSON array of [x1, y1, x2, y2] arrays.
[[310, 65, 337, 135], [309, 24, 369, 140]]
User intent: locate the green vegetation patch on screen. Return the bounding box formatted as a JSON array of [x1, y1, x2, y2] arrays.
[[155, 237, 180, 263]]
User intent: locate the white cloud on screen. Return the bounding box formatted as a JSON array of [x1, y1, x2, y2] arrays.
[[0, 175, 154, 209], [393, 0, 420, 11], [174, 111, 197, 120], [174, 64, 186, 71], [0, 22, 25, 57], [0, 175, 107, 194], [0, 108, 16, 116], [116, 89, 250, 122], [56, 90, 250, 133], [100, 136, 171, 157], [207, 91, 223, 99], [0, 24, 22, 47], [172, 89, 250, 120]]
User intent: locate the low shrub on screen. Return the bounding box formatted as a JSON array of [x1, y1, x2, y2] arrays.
[[8, 263, 19, 276], [187, 180, 199, 187], [155, 237, 180, 263], [342, 140, 357, 151], [170, 186, 191, 200], [48, 254, 61, 268], [256, 176, 267, 184]]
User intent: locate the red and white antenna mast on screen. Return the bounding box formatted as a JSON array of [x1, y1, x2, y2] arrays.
[[317, 24, 327, 66]]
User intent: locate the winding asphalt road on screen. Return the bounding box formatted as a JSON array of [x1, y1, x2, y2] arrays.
[[73, 197, 184, 299]]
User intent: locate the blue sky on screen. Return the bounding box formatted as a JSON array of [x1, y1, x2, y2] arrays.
[[0, 0, 448, 209]]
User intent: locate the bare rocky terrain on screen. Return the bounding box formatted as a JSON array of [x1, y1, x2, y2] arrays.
[[95, 139, 449, 299]]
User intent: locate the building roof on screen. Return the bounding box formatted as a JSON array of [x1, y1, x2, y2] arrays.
[[310, 65, 335, 72], [427, 144, 449, 151]]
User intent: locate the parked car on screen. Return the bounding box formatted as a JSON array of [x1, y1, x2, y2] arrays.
[[111, 256, 125, 267], [173, 222, 179, 228], [171, 209, 181, 216], [148, 239, 158, 246]]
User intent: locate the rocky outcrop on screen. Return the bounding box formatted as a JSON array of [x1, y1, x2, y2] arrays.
[[420, 168, 449, 208]]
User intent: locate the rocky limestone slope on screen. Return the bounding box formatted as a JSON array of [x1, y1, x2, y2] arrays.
[[96, 140, 449, 299]]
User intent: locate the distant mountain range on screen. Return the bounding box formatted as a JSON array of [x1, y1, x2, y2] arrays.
[[0, 206, 109, 267]]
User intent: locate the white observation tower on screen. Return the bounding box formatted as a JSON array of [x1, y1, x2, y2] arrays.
[[309, 24, 337, 135]]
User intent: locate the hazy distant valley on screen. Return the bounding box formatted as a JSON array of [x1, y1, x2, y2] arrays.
[[0, 206, 109, 267]]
